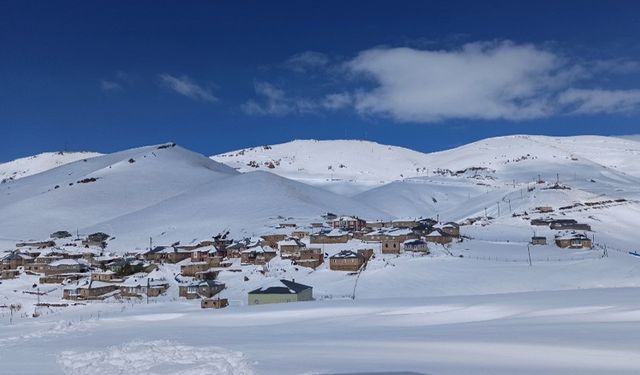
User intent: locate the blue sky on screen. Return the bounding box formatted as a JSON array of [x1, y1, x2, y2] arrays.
[[1, 1, 640, 161]]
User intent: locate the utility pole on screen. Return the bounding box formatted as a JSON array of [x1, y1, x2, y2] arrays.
[[149, 237, 153, 251], [497, 202, 500, 217], [484, 207, 488, 219], [527, 245, 532, 267], [508, 199, 512, 213], [146, 278, 150, 304]]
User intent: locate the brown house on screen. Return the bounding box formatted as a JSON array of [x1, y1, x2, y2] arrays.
[[278, 237, 306, 258], [241, 245, 277, 265], [439, 222, 460, 237], [425, 229, 453, 244], [63, 280, 119, 300], [292, 247, 324, 269], [260, 234, 288, 248], [201, 298, 229, 309], [555, 233, 592, 249], [310, 229, 350, 244], [329, 250, 366, 272], [329, 216, 367, 231], [179, 280, 225, 299], [180, 262, 210, 277]]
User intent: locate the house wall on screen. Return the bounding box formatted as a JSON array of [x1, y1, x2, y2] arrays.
[[381, 239, 402, 254], [329, 258, 364, 271], [310, 235, 349, 244], [425, 236, 453, 244], [248, 288, 312, 305]]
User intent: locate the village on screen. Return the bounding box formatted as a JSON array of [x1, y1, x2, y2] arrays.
[[0, 205, 597, 316]]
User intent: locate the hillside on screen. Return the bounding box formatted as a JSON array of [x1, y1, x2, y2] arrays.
[[213, 135, 640, 194], [0, 143, 385, 249], [0, 151, 102, 183]]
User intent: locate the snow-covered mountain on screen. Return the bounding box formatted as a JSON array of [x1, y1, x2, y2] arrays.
[[0, 143, 386, 249], [212, 140, 435, 195], [0, 151, 102, 182], [212, 136, 640, 195], [2, 135, 640, 250]]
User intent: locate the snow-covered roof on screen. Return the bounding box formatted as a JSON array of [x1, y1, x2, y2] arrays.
[[330, 250, 360, 259], [248, 279, 311, 295], [241, 245, 276, 254], [49, 259, 87, 267]]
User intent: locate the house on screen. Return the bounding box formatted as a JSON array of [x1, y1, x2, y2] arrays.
[[139, 246, 190, 263], [329, 250, 365, 272], [120, 276, 169, 297], [550, 222, 592, 231], [291, 231, 309, 239], [248, 279, 313, 305], [201, 298, 229, 309], [329, 216, 367, 231], [194, 269, 219, 281], [0, 269, 19, 279], [179, 280, 225, 299], [82, 232, 110, 248], [278, 223, 297, 228], [107, 258, 146, 275], [535, 206, 554, 213], [63, 280, 119, 300], [310, 229, 350, 244], [180, 262, 210, 277], [424, 229, 453, 244], [91, 270, 119, 282], [44, 259, 88, 275], [260, 234, 288, 248], [292, 247, 324, 269], [16, 240, 56, 249], [390, 219, 421, 229], [531, 236, 547, 245], [190, 246, 218, 263], [555, 232, 592, 249], [439, 222, 460, 237], [403, 239, 430, 253], [1, 252, 34, 270], [240, 245, 277, 265], [278, 237, 306, 258]]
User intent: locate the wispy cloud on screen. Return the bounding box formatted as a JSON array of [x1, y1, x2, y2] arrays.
[[100, 80, 122, 91], [158, 74, 218, 103], [242, 82, 352, 116], [283, 51, 329, 73], [558, 88, 640, 114]]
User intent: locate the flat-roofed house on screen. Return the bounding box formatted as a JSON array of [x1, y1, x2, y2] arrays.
[[248, 279, 313, 305]]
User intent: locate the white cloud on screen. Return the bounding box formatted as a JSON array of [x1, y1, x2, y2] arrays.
[[284, 51, 329, 72], [558, 88, 640, 114], [100, 80, 122, 91], [244, 42, 640, 121], [158, 74, 217, 103], [346, 41, 572, 122]]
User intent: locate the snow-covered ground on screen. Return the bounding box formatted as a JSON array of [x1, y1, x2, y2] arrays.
[[2, 287, 640, 374]]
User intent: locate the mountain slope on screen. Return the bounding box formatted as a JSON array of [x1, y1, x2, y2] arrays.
[[212, 139, 435, 195], [0, 151, 102, 182], [213, 135, 640, 194], [0, 143, 387, 248]]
